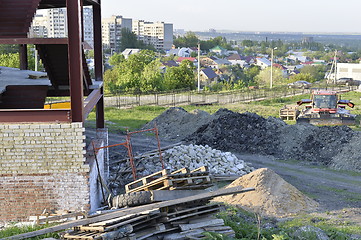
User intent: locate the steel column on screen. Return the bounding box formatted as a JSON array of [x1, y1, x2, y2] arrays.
[[19, 44, 28, 70], [93, 1, 105, 128], [67, 0, 84, 122]]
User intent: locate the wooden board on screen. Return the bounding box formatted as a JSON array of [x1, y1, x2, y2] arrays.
[[9, 186, 255, 240]]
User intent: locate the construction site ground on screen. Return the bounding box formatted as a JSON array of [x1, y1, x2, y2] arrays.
[[86, 126, 361, 226]]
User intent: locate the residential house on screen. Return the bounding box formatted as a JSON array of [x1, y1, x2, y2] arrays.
[[227, 53, 247, 67], [122, 48, 141, 59], [210, 45, 227, 56], [273, 63, 288, 78], [167, 47, 193, 57], [256, 57, 271, 69], [201, 56, 231, 69], [175, 57, 197, 65], [200, 68, 219, 86]]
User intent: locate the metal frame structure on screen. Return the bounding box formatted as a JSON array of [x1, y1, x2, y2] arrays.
[[0, 0, 104, 127]]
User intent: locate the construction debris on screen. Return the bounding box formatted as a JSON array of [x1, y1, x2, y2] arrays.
[[109, 144, 254, 194], [8, 186, 254, 240], [213, 168, 319, 217], [148, 107, 360, 171]]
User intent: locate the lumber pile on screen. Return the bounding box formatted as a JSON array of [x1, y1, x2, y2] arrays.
[[8, 186, 254, 240], [63, 202, 234, 240]]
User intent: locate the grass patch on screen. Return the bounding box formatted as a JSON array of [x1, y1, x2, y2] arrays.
[[216, 206, 361, 240], [88, 93, 309, 132], [0, 223, 60, 239], [86, 106, 166, 132]]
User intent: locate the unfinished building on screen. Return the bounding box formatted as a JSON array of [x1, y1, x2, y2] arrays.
[[0, 0, 107, 221]]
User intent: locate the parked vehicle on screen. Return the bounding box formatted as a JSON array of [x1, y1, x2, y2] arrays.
[[287, 81, 312, 89], [336, 78, 359, 86]]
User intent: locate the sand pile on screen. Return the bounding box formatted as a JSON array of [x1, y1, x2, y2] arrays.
[[213, 168, 319, 217]]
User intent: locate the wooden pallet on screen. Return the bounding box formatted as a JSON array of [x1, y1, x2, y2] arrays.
[[125, 166, 212, 193]]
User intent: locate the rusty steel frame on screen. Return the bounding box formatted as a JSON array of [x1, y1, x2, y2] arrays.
[[0, 109, 71, 122], [126, 125, 164, 170], [0, 0, 104, 126], [93, 139, 137, 181]]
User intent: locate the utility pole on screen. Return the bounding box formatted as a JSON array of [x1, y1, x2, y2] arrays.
[[197, 42, 201, 92], [270, 47, 277, 89]]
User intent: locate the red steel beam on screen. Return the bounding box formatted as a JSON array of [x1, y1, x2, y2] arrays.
[[0, 109, 71, 123], [83, 88, 102, 121], [93, 0, 105, 128], [19, 44, 28, 70], [0, 38, 68, 45], [67, 0, 84, 123]]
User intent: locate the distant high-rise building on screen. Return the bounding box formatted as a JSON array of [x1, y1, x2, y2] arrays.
[[102, 15, 132, 53], [83, 7, 94, 48], [29, 14, 48, 38], [47, 8, 67, 38], [132, 20, 173, 51], [30, 8, 94, 48]]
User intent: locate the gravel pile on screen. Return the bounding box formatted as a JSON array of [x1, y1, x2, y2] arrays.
[[148, 107, 361, 171], [141, 144, 254, 176]]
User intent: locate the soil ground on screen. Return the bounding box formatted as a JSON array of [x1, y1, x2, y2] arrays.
[[86, 128, 361, 226]]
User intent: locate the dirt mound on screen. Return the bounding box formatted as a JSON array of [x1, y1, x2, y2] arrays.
[[188, 109, 286, 155], [187, 109, 356, 166], [330, 134, 361, 172], [147, 107, 360, 170], [213, 168, 319, 217], [143, 107, 216, 141]]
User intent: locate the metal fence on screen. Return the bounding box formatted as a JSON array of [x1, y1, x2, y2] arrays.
[[104, 85, 358, 109]]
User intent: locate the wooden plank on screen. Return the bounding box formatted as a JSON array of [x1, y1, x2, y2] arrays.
[[168, 207, 220, 222], [179, 219, 224, 231], [7, 186, 255, 240]]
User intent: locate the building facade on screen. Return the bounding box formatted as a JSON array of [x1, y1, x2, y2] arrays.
[[132, 20, 173, 51], [337, 63, 361, 81], [102, 15, 132, 53], [47, 8, 68, 38]]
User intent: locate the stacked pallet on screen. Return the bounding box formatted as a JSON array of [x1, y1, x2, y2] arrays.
[[125, 166, 212, 193], [63, 166, 236, 240], [63, 203, 234, 240]]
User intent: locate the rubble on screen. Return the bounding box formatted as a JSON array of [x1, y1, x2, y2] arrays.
[[142, 144, 255, 176]]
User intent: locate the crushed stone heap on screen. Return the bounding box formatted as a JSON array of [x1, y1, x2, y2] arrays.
[[141, 144, 255, 176], [213, 168, 319, 217]]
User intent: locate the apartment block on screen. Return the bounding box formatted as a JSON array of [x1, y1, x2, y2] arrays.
[[30, 7, 94, 47], [29, 14, 48, 38], [47, 8, 68, 38], [102, 15, 132, 53], [133, 20, 173, 51]]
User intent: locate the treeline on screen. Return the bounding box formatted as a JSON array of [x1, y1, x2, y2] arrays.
[[104, 50, 196, 94]]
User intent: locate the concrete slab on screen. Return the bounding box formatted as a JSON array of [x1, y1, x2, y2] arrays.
[[0, 66, 51, 94]]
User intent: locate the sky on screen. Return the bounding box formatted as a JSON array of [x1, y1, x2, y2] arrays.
[[101, 0, 361, 33]]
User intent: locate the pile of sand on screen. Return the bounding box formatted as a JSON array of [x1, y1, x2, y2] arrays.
[[213, 168, 319, 217]]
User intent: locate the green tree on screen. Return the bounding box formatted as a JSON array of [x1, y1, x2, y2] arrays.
[[140, 59, 163, 92], [300, 65, 327, 82], [255, 67, 285, 87], [109, 53, 125, 66], [163, 60, 196, 90], [289, 73, 315, 83], [0, 53, 20, 68], [119, 28, 138, 52], [244, 66, 261, 86], [173, 32, 199, 48], [104, 50, 159, 93]]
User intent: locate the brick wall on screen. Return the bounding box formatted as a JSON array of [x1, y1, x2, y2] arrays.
[[0, 122, 96, 222]]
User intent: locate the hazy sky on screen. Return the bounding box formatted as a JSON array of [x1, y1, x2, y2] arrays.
[[101, 0, 361, 33]]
